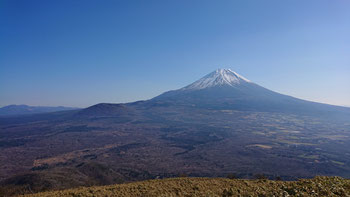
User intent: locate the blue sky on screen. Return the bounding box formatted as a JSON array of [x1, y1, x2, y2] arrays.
[[1, 0, 349, 107]]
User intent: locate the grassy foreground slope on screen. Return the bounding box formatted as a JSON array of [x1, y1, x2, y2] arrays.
[[25, 176, 350, 197]]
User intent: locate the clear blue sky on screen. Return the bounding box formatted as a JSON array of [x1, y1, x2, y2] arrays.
[[1, 0, 349, 107]]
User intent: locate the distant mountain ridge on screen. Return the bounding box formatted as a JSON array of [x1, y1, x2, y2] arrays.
[[0, 104, 79, 116]]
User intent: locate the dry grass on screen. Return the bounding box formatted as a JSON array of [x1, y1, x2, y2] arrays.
[[23, 176, 350, 197]]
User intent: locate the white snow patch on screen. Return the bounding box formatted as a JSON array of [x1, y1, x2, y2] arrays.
[[182, 69, 251, 90]]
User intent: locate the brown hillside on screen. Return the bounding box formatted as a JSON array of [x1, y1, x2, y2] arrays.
[[23, 176, 350, 197]]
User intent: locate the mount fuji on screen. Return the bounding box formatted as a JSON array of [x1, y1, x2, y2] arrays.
[[152, 69, 349, 117]]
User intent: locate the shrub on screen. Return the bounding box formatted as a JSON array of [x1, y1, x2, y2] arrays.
[[255, 174, 267, 180], [226, 173, 237, 179]]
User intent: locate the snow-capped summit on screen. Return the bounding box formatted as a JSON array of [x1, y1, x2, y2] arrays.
[[182, 69, 251, 90]]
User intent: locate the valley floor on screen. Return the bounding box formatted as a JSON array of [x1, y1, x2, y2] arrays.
[[24, 176, 350, 197]]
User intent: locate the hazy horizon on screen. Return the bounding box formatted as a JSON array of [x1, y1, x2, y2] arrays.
[[1, 1, 349, 108], [1, 67, 350, 109]]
